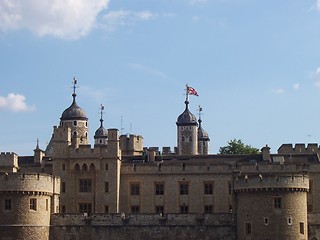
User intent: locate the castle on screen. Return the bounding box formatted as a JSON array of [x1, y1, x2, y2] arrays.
[[0, 81, 319, 240]]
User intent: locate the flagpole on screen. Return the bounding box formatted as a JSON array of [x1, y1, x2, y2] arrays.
[[185, 83, 189, 103]]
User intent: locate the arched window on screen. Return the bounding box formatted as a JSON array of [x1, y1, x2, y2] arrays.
[[90, 163, 95, 172], [74, 164, 80, 172], [82, 164, 88, 172], [189, 136, 192, 141]]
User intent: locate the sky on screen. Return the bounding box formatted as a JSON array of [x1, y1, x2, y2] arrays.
[[1, 0, 320, 155]]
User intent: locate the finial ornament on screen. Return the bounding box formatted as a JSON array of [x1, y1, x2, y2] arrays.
[[99, 104, 105, 126], [72, 77, 78, 100]]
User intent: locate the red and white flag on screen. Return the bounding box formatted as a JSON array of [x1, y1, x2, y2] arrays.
[[187, 86, 199, 96]]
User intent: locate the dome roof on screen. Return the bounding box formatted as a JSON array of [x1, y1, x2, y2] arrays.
[[176, 101, 197, 126], [60, 94, 88, 121], [94, 122, 108, 139], [197, 119, 210, 141]]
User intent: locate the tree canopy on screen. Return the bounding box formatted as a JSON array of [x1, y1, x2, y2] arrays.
[[219, 139, 260, 155]]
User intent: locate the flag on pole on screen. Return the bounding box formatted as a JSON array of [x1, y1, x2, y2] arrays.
[[187, 86, 199, 96]]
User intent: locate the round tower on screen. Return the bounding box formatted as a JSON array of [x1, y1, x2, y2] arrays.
[[234, 173, 309, 240], [60, 78, 89, 147], [197, 106, 210, 155], [94, 104, 108, 146], [176, 85, 198, 155], [0, 173, 60, 240]]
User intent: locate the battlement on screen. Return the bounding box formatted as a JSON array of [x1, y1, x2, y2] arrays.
[[234, 173, 309, 192], [278, 143, 319, 154], [0, 152, 18, 172], [0, 172, 60, 195]]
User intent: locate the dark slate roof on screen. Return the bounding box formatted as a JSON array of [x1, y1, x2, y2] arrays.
[[61, 96, 87, 121], [198, 120, 210, 140], [176, 101, 197, 126]]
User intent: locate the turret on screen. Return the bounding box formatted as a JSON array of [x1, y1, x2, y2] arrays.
[[94, 105, 108, 146], [59, 78, 89, 148], [176, 84, 198, 155], [197, 106, 210, 155]]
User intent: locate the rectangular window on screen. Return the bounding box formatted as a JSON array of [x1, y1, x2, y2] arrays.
[[155, 205, 164, 214], [61, 182, 66, 193], [131, 205, 140, 214], [79, 179, 92, 192], [4, 199, 11, 210], [180, 183, 189, 195], [131, 183, 140, 196], [287, 217, 292, 225], [264, 217, 269, 225], [62, 163, 66, 171], [155, 183, 164, 195], [274, 197, 281, 209], [105, 205, 109, 213], [180, 205, 189, 214], [46, 199, 49, 211], [245, 222, 252, 235], [204, 205, 213, 213], [204, 182, 213, 195], [300, 222, 304, 235], [30, 198, 37, 211], [105, 163, 108, 171], [105, 182, 109, 193], [79, 203, 92, 214], [228, 182, 232, 195]]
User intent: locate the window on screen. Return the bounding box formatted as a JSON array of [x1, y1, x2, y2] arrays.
[[189, 136, 192, 141], [105, 163, 108, 171], [287, 217, 292, 225], [61, 182, 66, 193], [131, 205, 140, 214], [61, 205, 66, 213], [105, 205, 109, 213], [182, 136, 185, 142], [180, 183, 189, 195], [274, 197, 281, 209], [245, 222, 252, 235], [228, 182, 232, 195], [73, 121, 77, 126], [264, 217, 269, 225], [204, 205, 213, 213], [62, 163, 66, 171], [155, 183, 164, 195], [4, 199, 11, 210], [105, 182, 109, 193], [155, 205, 164, 214], [204, 182, 213, 195], [300, 222, 304, 235], [46, 199, 49, 211], [30, 198, 37, 211], [79, 179, 92, 192], [79, 203, 92, 214], [131, 183, 140, 196], [180, 205, 189, 214]]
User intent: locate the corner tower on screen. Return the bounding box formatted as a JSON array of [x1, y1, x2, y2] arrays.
[[176, 85, 198, 155], [60, 78, 89, 147], [197, 106, 210, 155]]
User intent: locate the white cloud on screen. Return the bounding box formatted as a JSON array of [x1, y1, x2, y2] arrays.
[[0, 93, 35, 112], [312, 67, 320, 87], [0, 0, 109, 40], [292, 83, 300, 90], [130, 63, 168, 80], [272, 88, 285, 94], [101, 10, 158, 31]]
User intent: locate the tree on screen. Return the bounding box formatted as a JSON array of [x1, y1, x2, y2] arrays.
[[219, 139, 260, 155]]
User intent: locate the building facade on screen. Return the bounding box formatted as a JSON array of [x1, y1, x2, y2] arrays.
[[0, 82, 320, 240]]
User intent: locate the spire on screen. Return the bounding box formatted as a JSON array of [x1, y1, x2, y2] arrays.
[[35, 138, 40, 150], [198, 105, 203, 127], [99, 104, 105, 127], [72, 77, 78, 102]]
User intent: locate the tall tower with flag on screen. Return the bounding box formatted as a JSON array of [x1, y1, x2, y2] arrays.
[[176, 84, 199, 155]]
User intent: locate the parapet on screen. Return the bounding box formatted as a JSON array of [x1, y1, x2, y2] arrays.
[[0, 152, 18, 171], [278, 143, 319, 154], [0, 172, 60, 195], [234, 173, 309, 192]]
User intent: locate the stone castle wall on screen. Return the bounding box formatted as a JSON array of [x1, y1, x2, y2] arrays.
[[49, 213, 236, 240]]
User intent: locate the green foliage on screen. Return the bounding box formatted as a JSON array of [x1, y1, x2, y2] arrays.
[[219, 139, 260, 155]]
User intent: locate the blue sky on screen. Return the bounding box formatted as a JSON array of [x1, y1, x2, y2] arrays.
[[1, 0, 320, 155]]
